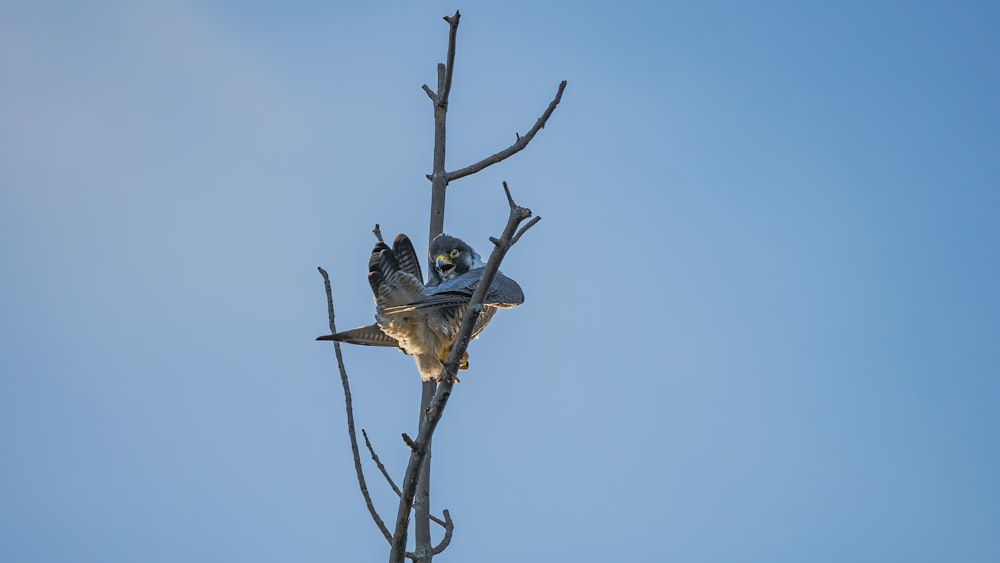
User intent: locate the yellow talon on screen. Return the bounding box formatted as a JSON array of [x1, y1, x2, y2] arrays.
[[438, 347, 470, 371]]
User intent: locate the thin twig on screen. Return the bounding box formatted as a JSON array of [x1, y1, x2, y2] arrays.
[[511, 216, 542, 246], [420, 11, 460, 108], [429, 511, 447, 529], [445, 80, 567, 182], [362, 428, 402, 498], [502, 180, 516, 208], [363, 429, 450, 528], [373, 224, 385, 244], [402, 433, 416, 450], [431, 510, 455, 555], [401, 510, 455, 560], [438, 11, 460, 107], [317, 267, 392, 544], [492, 183, 540, 248]]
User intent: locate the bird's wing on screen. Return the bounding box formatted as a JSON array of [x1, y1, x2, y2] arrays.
[[368, 241, 425, 308], [471, 307, 499, 339], [381, 293, 467, 315], [381, 269, 524, 315], [392, 234, 423, 282], [481, 271, 525, 308]]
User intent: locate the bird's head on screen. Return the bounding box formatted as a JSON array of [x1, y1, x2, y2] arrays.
[[429, 234, 482, 282]]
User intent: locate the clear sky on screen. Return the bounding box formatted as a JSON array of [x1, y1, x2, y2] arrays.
[[2, 1, 998, 561]]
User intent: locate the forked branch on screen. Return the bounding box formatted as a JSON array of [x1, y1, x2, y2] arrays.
[[388, 184, 539, 563], [362, 429, 451, 529], [422, 10, 461, 108], [362, 428, 402, 498], [320, 270, 454, 559]]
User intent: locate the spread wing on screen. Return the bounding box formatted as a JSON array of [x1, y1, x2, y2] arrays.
[[391, 233, 422, 283], [380, 269, 524, 315], [368, 238, 424, 309]]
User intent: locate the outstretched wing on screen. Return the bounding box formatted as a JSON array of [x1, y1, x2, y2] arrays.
[[368, 238, 425, 309], [381, 269, 524, 315], [392, 233, 422, 283]]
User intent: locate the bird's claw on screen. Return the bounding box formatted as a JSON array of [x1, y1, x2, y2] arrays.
[[436, 349, 469, 382]]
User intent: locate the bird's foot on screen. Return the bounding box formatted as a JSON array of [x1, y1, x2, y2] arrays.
[[436, 348, 469, 382], [438, 347, 469, 370], [435, 370, 460, 384]]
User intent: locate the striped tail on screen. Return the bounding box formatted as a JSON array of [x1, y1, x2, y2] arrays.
[[316, 324, 399, 348]]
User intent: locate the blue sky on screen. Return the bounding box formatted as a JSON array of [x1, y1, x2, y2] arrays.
[[2, 1, 998, 561]]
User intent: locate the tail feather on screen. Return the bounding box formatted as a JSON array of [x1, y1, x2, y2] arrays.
[[392, 234, 423, 282], [316, 324, 399, 348]]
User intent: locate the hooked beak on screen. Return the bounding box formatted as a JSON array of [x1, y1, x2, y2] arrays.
[[435, 254, 454, 273]]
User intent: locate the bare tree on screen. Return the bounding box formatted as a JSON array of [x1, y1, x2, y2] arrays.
[[318, 11, 565, 562]]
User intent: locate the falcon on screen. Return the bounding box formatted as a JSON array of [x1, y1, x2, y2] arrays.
[[317, 233, 524, 382]]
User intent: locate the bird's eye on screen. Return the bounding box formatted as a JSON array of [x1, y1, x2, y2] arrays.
[[450, 249, 460, 258]]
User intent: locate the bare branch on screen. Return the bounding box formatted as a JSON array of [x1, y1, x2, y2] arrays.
[[406, 508, 455, 561], [317, 267, 392, 544], [321, 271, 455, 560], [445, 80, 567, 182], [427, 14, 463, 240], [511, 216, 542, 247], [502, 180, 515, 208], [416, 14, 466, 559], [401, 509, 455, 561], [431, 510, 455, 555], [438, 11, 460, 107], [363, 428, 402, 498], [363, 429, 451, 531], [388, 184, 538, 563], [437, 185, 533, 387], [411, 393, 435, 563], [492, 183, 540, 248], [373, 223, 385, 244], [420, 8, 457, 106], [429, 511, 448, 530]]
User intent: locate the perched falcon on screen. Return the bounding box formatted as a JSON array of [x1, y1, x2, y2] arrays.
[[317, 233, 524, 382]]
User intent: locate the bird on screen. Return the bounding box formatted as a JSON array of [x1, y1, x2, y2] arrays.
[[317, 233, 524, 382]]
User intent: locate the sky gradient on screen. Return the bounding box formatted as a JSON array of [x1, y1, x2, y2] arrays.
[[2, 1, 998, 561]]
